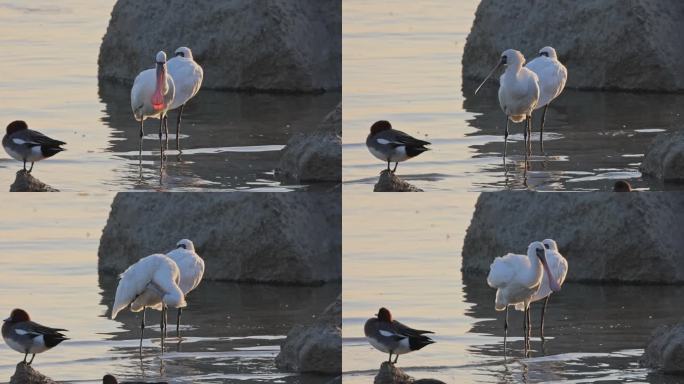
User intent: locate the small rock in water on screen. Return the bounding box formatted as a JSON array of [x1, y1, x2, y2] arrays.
[[10, 170, 58, 192], [640, 131, 684, 183], [642, 322, 684, 374], [374, 362, 446, 384], [374, 170, 423, 192], [10, 362, 57, 384]]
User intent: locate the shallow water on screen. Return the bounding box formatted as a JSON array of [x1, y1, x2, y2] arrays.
[[342, 0, 684, 192], [0, 194, 340, 383], [0, 0, 340, 191], [343, 195, 677, 383]]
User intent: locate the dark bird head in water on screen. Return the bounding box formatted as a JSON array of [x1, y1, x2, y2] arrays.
[[376, 307, 392, 322], [613, 180, 632, 192], [6, 121, 28, 135], [102, 375, 118, 384], [370, 120, 392, 135]]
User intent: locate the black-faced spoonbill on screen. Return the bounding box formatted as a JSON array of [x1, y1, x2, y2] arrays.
[[366, 120, 431, 172], [525, 46, 568, 148], [515, 239, 567, 340], [364, 307, 435, 364], [166, 47, 203, 152], [2, 121, 65, 173], [165, 239, 204, 338], [475, 49, 540, 157], [487, 241, 560, 352], [2, 309, 68, 365], [131, 51, 176, 159], [111, 254, 186, 353]]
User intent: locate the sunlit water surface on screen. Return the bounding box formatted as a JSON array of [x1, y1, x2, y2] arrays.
[[343, 0, 684, 192], [0, 0, 340, 192], [343, 196, 679, 383], [0, 195, 339, 383]]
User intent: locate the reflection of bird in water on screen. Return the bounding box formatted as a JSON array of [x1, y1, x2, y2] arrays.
[[515, 239, 568, 340], [2, 308, 68, 365], [487, 242, 560, 351], [2, 121, 66, 173], [525, 46, 568, 151], [613, 180, 632, 192], [111, 254, 186, 353], [131, 51, 176, 160], [364, 307, 435, 364], [366, 120, 431, 173], [165, 239, 205, 338], [475, 49, 540, 159], [103, 374, 167, 384], [166, 47, 204, 152]]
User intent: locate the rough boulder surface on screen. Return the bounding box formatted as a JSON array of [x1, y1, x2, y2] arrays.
[[98, 0, 341, 93], [98, 193, 341, 284], [463, 0, 684, 92], [641, 323, 684, 374], [640, 131, 684, 182], [278, 103, 341, 183], [10, 170, 58, 192], [374, 362, 447, 384], [462, 192, 684, 283], [10, 363, 57, 384], [374, 170, 423, 192], [275, 294, 341, 375]]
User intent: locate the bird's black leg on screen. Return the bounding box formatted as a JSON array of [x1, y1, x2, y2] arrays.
[[540, 104, 548, 149], [28, 162, 34, 173], [163, 114, 169, 151], [504, 306, 508, 355], [139, 306, 146, 354], [386, 159, 391, 172], [176, 104, 185, 152], [393, 354, 399, 364], [22, 160, 26, 172], [388, 352, 392, 363], [23, 352, 28, 363], [28, 354, 35, 365], [540, 296, 550, 341], [527, 305, 532, 348], [176, 307, 182, 338], [139, 118, 144, 167], [392, 162, 398, 173], [523, 306, 528, 349], [158, 114, 164, 156]]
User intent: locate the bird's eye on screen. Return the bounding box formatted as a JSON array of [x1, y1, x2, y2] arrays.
[[501, 56, 507, 64], [540, 52, 548, 57], [176, 52, 184, 57]]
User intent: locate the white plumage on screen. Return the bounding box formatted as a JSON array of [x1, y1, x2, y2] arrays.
[[166, 239, 205, 295], [525, 47, 567, 110], [110, 253, 186, 319], [167, 47, 203, 111], [131, 51, 175, 122], [497, 50, 540, 123], [520, 238, 568, 308]]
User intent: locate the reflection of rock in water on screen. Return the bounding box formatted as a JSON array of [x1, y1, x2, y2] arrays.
[[462, 192, 684, 283], [10, 362, 56, 384], [278, 103, 341, 183], [374, 170, 423, 192], [373, 362, 445, 384], [10, 170, 58, 192], [98, 192, 340, 284], [276, 294, 341, 375]]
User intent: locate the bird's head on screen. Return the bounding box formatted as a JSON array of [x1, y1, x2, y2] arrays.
[[542, 239, 559, 252], [370, 120, 392, 135], [102, 374, 118, 384], [376, 307, 392, 322], [501, 49, 525, 68], [174, 47, 193, 59], [155, 51, 167, 64], [6, 120, 28, 136], [176, 239, 195, 251], [4, 308, 30, 323], [538, 46, 558, 60], [528, 241, 561, 292]]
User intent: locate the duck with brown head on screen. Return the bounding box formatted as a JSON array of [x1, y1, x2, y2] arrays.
[[366, 120, 431, 173], [364, 307, 435, 364], [1, 308, 68, 365], [2, 120, 66, 173]]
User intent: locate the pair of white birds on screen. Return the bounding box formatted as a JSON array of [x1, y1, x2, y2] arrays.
[[475, 46, 568, 154], [130, 47, 204, 156], [110, 239, 204, 351], [487, 239, 568, 350]]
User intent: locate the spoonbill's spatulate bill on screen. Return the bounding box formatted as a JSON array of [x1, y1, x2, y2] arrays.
[[165, 239, 205, 337], [2, 308, 68, 365], [487, 241, 560, 352], [366, 120, 431, 172], [525, 46, 568, 146], [166, 47, 204, 152], [364, 307, 435, 364], [475, 49, 540, 156], [111, 253, 186, 352], [131, 51, 176, 159], [515, 239, 567, 340], [2, 121, 66, 173]]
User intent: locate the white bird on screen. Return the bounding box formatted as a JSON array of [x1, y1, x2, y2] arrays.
[[475, 49, 540, 156], [487, 241, 560, 350], [131, 51, 176, 158], [165, 239, 205, 337], [525, 46, 568, 147], [515, 238, 568, 340], [111, 253, 186, 351], [166, 47, 204, 152]]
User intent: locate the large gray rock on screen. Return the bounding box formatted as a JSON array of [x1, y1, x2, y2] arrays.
[[463, 0, 684, 92], [275, 294, 341, 374], [98, 193, 341, 284], [98, 0, 340, 93], [642, 323, 684, 374], [462, 192, 684, 283], [374, 170, 423, 192], [640, 130, 684, 182], [277, 103, 341, 182], [10, 363, 56, 384], [10, 171, 58, 192]]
